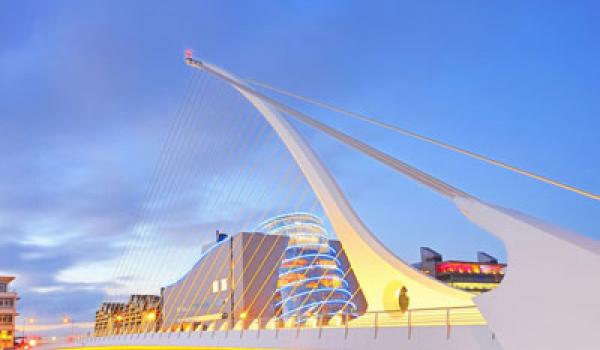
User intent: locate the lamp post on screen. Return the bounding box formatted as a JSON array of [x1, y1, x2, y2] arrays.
[[145, 310, 156, 332], [22, 317, 35, 340], [21, 317, 35, 344], [114, 314, 123, 335], [62, 316, 73, 338]]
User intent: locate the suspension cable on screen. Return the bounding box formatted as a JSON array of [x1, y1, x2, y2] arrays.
[[245, 78, 600, 201], [186, 57, 470, 200]]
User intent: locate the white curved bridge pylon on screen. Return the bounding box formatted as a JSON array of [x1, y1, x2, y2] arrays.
[[186, 57, 600, 350], [191, 59, 475, 312]]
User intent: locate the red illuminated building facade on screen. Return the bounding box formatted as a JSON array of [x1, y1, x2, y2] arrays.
[[417, 247, 506, 293]]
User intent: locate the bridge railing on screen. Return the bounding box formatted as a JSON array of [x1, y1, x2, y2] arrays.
[[274, 305, 486, 339], [42, 305, 486, 348]]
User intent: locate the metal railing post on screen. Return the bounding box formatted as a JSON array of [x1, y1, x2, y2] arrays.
[[296, 318, 301, 338], [373, 312, 379, 339], [318, 315, 323, 339], [344, 313, 349, 339], [407, 310, 412, 340], [446, 308, 451, 340]]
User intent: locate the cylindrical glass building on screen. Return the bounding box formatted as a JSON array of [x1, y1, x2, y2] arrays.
[[256, 212, 357, 323]]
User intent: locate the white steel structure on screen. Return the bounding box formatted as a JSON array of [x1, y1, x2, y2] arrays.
[[183, 55, 600, 350]]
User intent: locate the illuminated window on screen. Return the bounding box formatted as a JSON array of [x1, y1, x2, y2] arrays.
[[220, 278, 228, 291], [321, 277, 342, 288], [212, 280, 219, 293]]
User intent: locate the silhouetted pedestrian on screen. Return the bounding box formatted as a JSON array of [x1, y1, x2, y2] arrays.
[[398, 286, 409, 313]]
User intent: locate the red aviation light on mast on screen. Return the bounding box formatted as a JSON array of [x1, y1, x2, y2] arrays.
[[185, 49, 193, 60]]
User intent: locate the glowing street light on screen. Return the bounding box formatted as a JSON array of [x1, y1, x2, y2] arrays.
[[145, 311, 156, 322], [62, 316, 74, 337], [22, 317, 35, 339]]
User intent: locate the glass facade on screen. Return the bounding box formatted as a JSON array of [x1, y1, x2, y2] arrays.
[[256, 213, 357, 323]]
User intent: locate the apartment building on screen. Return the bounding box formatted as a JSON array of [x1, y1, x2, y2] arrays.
[[94, 295, 160, 336], [0, 276, 18, 350]]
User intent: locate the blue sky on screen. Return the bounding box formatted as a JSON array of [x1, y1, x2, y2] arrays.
[[1, 0, 599, 327]]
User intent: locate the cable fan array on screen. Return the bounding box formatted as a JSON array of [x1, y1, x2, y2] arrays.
[[94, 69, 365, 336]]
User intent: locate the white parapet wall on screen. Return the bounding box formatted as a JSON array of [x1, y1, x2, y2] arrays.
[[44, 325, 501, 350]]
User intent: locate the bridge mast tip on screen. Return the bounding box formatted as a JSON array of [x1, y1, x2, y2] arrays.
[[184, 49, 203, 68]]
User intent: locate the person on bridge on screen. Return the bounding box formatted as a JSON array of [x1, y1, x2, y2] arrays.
[[398, 286, 410, 313]]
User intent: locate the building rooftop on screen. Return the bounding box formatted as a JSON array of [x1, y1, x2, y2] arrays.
[[0, 276, 15, 284]]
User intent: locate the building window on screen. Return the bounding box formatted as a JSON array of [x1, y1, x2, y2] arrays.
[[0, 284, 6, 293], [0, 315, 12, 324], [0, 299, 13, 308], [212, 280, 219, 293], [220, 278, 228, 291]]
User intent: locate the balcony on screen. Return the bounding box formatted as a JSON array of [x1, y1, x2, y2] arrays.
[[0, 291, 17, 298]]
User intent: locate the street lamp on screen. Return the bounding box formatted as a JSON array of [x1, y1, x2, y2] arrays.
[[145, 311, 156, 321], [22, 317, 35, 339], [62, 316, 74, 338], [144, 311, 157, 333], [114, 314, 123, 335]]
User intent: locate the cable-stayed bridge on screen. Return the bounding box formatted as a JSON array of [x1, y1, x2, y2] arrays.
[[42, 53, 600, 350]]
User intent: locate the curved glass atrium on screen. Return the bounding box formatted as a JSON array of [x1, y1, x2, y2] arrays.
[[256, 212, 357, 323]]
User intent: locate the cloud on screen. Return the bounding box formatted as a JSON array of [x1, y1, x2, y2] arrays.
[[29, 286, 65, 294], [0, 13, 313, 326], [55, 261, 117, 286]]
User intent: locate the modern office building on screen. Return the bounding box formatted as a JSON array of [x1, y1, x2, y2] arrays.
[[0, 276, 18, 350], [416, 247, 506, 293], [256, 213, 359, 324], [161, 232, 289, 331], [94, 295, 160, 336]]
